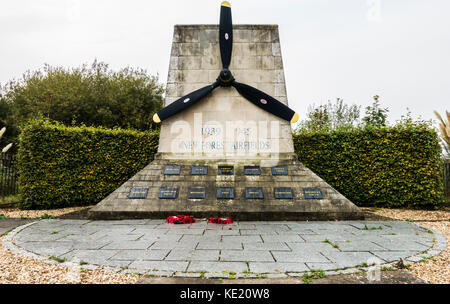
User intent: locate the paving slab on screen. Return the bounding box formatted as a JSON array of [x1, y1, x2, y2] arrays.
[[129, 260, 189, 272], [334, 240, 388, 251], [187, 261, 248, 273], [197, 241, 243, 250], [179, 235, 222, 243], [19, 241, 74, 256], [305, 262, 339, 271], [272, 250, 330, 263], [222, 235, 263, 243], [221, 250, 274, 262], [110, 249, 169, 261], [243, 242, 290, 251], [324, 252, 384, 269], [249, 262, 309, 273], [165, 249, 220, 261], [261, 235, 304, 243], [286, 242, 340, 252], [150, 240, 198, 250], [102, 240, 155, 250], [371, 251, 417, 262], [4, 219, 444, 278]]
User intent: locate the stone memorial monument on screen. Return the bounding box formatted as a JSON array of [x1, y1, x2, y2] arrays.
[[89, 2, 363, 220]]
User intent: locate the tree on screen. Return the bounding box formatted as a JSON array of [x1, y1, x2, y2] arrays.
[[362, 95, 389, 127], [297, 98, 361, 132], [0, 61, 164, 149]]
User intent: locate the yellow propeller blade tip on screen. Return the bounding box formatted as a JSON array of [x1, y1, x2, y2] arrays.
[[221, 1, 231, 7], [153, 113, 161, 123], [290, 112, 299, 123]]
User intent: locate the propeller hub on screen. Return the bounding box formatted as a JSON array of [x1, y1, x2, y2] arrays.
[[217, 68, 234, 87]]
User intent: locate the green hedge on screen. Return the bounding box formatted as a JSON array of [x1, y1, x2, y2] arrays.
[[293, 124, 444, 208], [18, 120, 159, 209], [18, 120, 444, 209]]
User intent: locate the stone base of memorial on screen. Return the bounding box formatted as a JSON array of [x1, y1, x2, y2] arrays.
[[89, 152, 363, 220]]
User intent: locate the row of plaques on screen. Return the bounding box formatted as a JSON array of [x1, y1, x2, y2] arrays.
[[129, 187, 323, 200], [163, 165, 289, 176]]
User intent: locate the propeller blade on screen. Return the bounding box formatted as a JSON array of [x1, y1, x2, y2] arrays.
[[232, 82, 299, 123], [153, 82, 219, 123], [219, 1, 233, 69]]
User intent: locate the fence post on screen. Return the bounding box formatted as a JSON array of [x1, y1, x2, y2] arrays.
[[0, 153, 18, 197]]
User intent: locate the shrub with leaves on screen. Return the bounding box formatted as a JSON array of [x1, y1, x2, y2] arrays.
[[0, 61, 164, 152], [18, 119, 159, 209], [293, 120, 444, 208], [297, 98, 360, 132], [362, 95, 389, 127]]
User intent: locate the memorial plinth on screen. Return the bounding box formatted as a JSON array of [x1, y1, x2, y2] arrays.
[[89, 24, 363, 220]]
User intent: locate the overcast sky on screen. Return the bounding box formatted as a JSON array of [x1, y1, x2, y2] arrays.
[[1, 0, 449, 125]]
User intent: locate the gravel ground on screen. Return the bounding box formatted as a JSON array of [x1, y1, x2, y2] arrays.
[[0, 206, 137, 284], [0, 206, 448, 284], [362, 207, 450, 284], [0, 206, 92, 219], [0, 242, 139, 284]]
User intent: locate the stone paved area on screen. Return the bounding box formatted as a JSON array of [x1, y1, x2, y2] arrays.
[[2, 219, 446, 278], [0, 219, 33, 236]]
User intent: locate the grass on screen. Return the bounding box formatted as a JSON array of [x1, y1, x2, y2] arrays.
[[357, 263, 368, 267], [363, 224, 383, 230], [323, 239, 340, 249], [40, 213, 55, 219], [49, 256, 67, 263], [0, 194, 22, 206], [0, 214, 8, 220], [420, 255, 436, 263], [302, 270, 326, 284], [1, 229, 12, 237], [255, 274, 267, 279], [302, 276, 312, 284]]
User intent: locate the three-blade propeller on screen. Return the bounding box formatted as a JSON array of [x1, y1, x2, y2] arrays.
[[153, 1, 299, 124]]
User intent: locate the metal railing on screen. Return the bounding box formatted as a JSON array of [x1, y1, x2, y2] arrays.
[[0, 153, 18, 197]]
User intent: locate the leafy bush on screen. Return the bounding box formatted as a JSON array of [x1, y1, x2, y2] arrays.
[[18, 120, 159, 209], [0, 61, 164, 152], [293, 122, 444, 208]]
